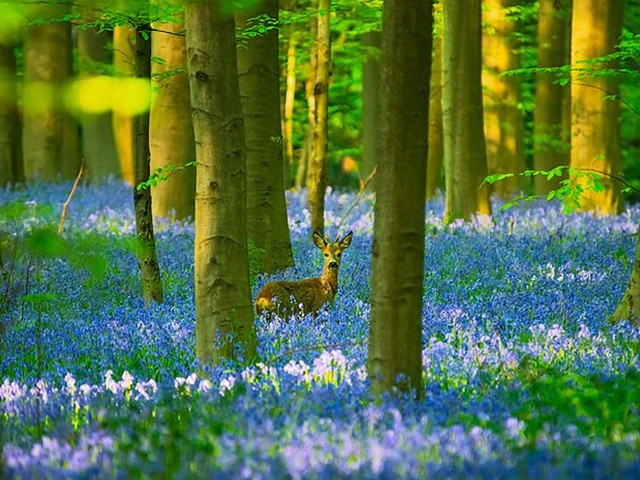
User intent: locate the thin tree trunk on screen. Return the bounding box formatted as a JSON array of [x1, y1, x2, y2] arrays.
[[427, 7, 443, 199], [77, 28, 120, 180], [282, 0, 298, 185], [236, 1, 294, 274], [150, 14, 196, 220], [361, 30, 381, 191], [133, 24, 164, 305], [186, 0, 256, 365], [368, 0, 432, 399], [533, 0, 570, 195], [306, 0, 330, 236], [113, 26, 136, 185], [570, 0, 623, 214], [442, 0, 492, 222], [482, 0, 525, 197]]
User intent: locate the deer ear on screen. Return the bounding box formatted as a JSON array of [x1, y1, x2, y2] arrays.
[[312, 231, 327, 249], [340, 231, 353, 249]]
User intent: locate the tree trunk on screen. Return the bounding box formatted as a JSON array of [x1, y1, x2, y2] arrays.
[[427, 4, 443, 199], [236, 2, 294, 274], [305, 0, 331, 236], [0, 37, 21, 186], [113, 26, 136, 185], [482, 0, 525, 197], [570, 0, 623, 214], [133, 25, 163, 305], [150, 14, 196, 220], [361, 30, 381, 191], [533, 0, 570, 195], [186, 0, 256, 365], [610, 221, 640, 326], [442, 0, 492, 222], [23, 7, 80, 182], [282, 0, 298, 186], [77, 28, 120, 181], [368, 0, 432, 399]]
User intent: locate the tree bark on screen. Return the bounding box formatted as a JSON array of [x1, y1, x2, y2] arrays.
[[442, 0, 492, 222], [427, 5, 443, 199], [570, 0, 624, 214], [133, 25, 164, 305], [236, 1, 294, 274], [77, 28, 120, 181], [533, 0, 570, 195], [305, 0, 331, 236], [150, 14, 196, 220], [610, 221, 640, 327], [282, 0, 298, 185], [361, 30, 381, 191], [23, 7, 80, 182], [113, 26, 136, 185], [186, 0, 256, 365], [482, 0, 525, 197], [368, 0, 432, 399]]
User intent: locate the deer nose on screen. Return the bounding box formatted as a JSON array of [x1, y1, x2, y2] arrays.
[[328, 261, 339, 269]]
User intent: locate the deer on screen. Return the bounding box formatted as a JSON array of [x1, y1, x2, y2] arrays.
[[255, 231, 353, 318]]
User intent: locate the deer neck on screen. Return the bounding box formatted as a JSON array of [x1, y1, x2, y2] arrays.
[[320, 265, 340, 296]]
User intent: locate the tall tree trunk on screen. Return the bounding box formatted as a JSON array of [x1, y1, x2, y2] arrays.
[[306, 0, 331, 236], [570, 0, 623, 214], [150, 14, 196, 220], [442, 0, 492, 222], [113, 26, 136, 185], [77, 28, 120, 180], [427, 4, 443, 199], [533, 0, 571, 195], [23, 7, 80, 182], [482, 0, 525, 197], [133, 24, 163, 305], [186, 0, 256, 365], [0, 37, 21, 186], [361, 30, 381, 190], [236, 2, 294, 274], [368, 0, 432, 399], [282, 0, 297, 185]]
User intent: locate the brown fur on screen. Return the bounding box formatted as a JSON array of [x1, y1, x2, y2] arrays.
[[255, 231, 353, 318]]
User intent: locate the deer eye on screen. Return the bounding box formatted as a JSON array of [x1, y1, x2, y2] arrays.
[[337, 252, 341, 257], [324, 253, 329, 257]]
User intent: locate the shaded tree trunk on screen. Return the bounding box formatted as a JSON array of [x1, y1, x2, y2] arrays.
[[442, 0, 491, 222], [0, 37, 22, 186], [427, 5, 443, 199], [236, 1, 294, 274], [186, 0, 256, 365], [570, 0, 623, 214], [113, 26, 136, 185], [482, 0, 525, 197], [77, 28, 120, 180], [150, 14, 196, 220], [368, 0, 432, 399], [23, 7, 80, 181], [361, 30, 381, 191], [133, 24, 163, 305], [533, 0, 571, 195], [306, 0, 331, 236]]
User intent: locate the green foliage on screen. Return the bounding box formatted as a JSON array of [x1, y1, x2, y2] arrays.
[[136, 161, 196, 191]]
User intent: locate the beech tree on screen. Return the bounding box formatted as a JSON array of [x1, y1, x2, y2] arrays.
[[186, 0, 256, 365], [368, 0, 432, 399], [0, 31, 21, 186]]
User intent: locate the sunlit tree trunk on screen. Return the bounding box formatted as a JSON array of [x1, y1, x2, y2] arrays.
[[306, 0, 330, 236], [133, 24, 163, 305], [282, 0, 297, 185], [369, 0, 432, 400], [482, 0, 525, 197], [361, 30, 381, 191], [150, 14, 196, 220], [570, 0, 623, 214], [0, 36, 21, 186], [533, 0, 571, 195], [77, 28, 120, 180], [23, 7, 80, 181], [113, 26, 136, 185], [443, 0, 491, 222], [186, 0, 256, 365], [236, 1, 294, 274], [427, 3, 443, 199]]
